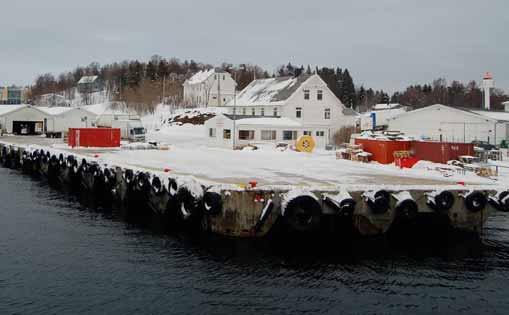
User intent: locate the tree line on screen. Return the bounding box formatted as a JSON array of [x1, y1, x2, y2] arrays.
[[27, 56, 508, 112]]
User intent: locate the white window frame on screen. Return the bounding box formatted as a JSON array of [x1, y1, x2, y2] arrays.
[[324, 108, 331, 120], [261, 108, 265, 116], [273, 107, 278, 116], [283, 130, 298, 140], [317, 90, 323, 101], [223, 129, 231, 139], [296, 107, 302, 118], [209, 128, 216, 138], [261, 130, 277, 140], [242, 108, 246, 115], [251, 108, 256, 116], [304, 90, 310, 100], [239, 130, 255, 140], [316, 131, 325, 137], [303, 131, 312, 136]]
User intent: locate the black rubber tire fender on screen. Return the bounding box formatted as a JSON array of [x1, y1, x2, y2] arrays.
[[465, 191, 487, 213], [283, 195, 322, 233]]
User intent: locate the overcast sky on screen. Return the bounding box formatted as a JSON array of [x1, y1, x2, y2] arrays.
[[1, 0, 508, 92]]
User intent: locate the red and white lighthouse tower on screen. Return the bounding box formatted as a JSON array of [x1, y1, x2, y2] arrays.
[[481, 72, 494, 110]]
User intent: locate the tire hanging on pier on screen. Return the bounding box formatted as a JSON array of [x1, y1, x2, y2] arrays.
[[175, 181, 204, 220], [463, 191, 487, 213], [282, 193, 322, 233], [427, 191, 455, 213], [203, 190, 223, 216], [364, 190, 391, 215]]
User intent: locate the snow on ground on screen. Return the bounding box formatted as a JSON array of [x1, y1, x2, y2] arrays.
[[2, 105, 507, 189]]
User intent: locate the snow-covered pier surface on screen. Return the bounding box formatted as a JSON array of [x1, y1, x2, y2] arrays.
[[0, 133, 504, 189]]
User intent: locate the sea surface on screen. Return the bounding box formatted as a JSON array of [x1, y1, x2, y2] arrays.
[[1, 167, 509, 314]]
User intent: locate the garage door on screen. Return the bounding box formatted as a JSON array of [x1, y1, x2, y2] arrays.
[[13, 121, 44, 135]]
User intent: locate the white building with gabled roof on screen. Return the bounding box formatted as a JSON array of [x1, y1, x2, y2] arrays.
[[388, 104, 509, 145], [205, 74, 359, 149], [183, 69, 236, 107]]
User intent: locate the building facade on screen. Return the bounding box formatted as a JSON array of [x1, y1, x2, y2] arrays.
[[205, 74, 359, 149], [0, 86, 25, 104], [388, 104, 509, 145], [183, 69, 237, 107], [77, 76, 103, 94]]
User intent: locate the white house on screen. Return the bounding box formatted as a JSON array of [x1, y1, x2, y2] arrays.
[[183, 69, 237, 107], [0, 105, 50, 135], [388, 104, 509, 145], [204, 74, 359, 149]]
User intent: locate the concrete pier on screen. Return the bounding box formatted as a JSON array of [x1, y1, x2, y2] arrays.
[[1, 142, 507, 239]]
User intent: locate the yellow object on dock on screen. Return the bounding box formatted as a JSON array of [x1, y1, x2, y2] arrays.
[[296, 135, 316, 153]]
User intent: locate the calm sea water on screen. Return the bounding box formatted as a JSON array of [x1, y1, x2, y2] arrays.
[[1, 167, 509, 315]]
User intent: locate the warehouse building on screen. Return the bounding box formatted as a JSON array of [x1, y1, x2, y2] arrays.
[[388, 104, 509, 145]]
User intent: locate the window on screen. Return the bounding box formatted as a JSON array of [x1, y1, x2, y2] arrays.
[[261, 130, 277, 140], [214, 75, 217, 80], [317, 90, 323, 100], [316, 131, 325, 137], [239, 130, 255, 140], [223, 75, 225, 80], [303, 131, 312, 136], [273, 107, 278, 116], [223, 129, 231, 139], [296, 107, 302, 118], [324, 108, 331, 119], [283, 130, 298, 140], [304, 90, 310, 100], [242, 108, 246, 115], [251, 108, 256, 116], [209, 128, 216, 138], [261, 108, 265, 116]]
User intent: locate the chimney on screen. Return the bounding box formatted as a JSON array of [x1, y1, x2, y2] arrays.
[[481, 72, 494, 110]]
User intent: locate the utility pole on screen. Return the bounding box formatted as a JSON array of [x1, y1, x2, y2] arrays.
[[233, 70, 237, 150], [217, 70, 221, 107], [162, 75, 166, 105]]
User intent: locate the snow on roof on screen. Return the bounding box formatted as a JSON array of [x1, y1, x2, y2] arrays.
[[372, 103, 402, 110], [229, 74, 312, 107], [185, 69, 215, 85], [78, 76, 99, 84], [36, 106, 74, 115], [0, 104, 26, 116], [227, 116, 302, 127], [471, 110, 509, 122]]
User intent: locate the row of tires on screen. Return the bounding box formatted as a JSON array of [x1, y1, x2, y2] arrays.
[[281, 187, 509, 233], [0, 146, 224, 228]]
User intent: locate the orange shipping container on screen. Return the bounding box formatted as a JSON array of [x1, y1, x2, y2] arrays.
[[354, 138, 412, 164]]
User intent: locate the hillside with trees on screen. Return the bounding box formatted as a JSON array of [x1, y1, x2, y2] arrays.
[[27, 56, 508, 113]]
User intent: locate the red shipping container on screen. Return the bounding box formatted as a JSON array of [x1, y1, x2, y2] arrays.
[[411, 141, 474, 164], [354, 138, 412, 164], [68, 128, 121, 148]]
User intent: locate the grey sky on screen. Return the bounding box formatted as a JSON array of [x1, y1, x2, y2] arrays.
[[1, 0, 508, 92]]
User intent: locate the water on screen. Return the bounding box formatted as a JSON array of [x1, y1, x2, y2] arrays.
[[1, 167, 509, 315]]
